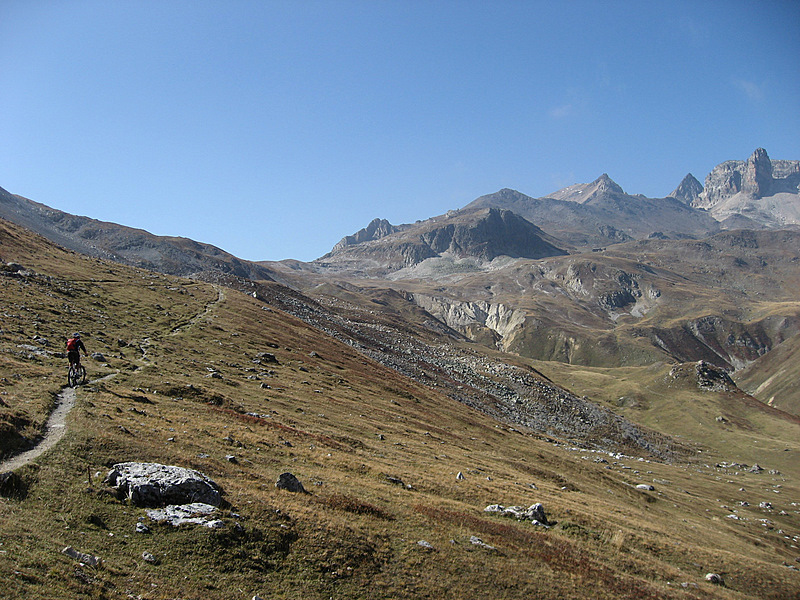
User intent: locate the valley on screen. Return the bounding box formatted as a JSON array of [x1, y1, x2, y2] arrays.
[[1, 148, 800, 598]]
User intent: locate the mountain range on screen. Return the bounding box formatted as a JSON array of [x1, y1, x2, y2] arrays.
[[3, 149, 800, 414], [2, 148, 800, 598]]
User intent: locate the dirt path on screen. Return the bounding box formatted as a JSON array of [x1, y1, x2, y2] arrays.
[[0, 386, 76, 473], [0, 286, 226, 474], [170, 284, 225, 336], [0, 372, 117, 474]]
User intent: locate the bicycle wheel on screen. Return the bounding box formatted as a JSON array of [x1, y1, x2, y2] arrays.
[[68, 364, 85, 387], [68, 366, 78, 387]]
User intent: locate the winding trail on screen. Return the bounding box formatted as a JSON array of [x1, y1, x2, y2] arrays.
[[0, 386, 76, 473], [0, 286, 226, 474], [0, 372, 117, 474]]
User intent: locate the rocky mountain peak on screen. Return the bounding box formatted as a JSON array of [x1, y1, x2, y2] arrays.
[[669, 173, 704, 205], [695, 148, 800, 210], [592, 173, 625, 195], [332, 217, 401, 251], [742, 147, 773, 197]]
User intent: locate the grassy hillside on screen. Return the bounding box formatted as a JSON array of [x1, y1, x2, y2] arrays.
[[735, 333, 800, 417], [2, 218, 799, 599]]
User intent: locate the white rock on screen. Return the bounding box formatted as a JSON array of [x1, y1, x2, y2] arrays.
[[62, 546, 102, 567], [104, 462, 222, 507]]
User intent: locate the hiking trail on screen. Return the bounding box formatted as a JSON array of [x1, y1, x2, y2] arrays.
[[0, 374, 115, 474]]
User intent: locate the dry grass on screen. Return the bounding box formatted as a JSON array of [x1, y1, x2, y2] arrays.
[[1, 217, 799, 599]]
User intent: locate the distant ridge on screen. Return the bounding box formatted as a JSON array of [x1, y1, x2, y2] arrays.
[[0, 186, 276, 281], [316, 207, 566, 276], [465, 175, 718, 250]]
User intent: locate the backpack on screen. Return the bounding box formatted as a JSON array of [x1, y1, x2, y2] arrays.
[[67, 338, 79, 352]]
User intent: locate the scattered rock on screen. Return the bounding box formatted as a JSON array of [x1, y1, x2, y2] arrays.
[[92, 352, 107, 362], [385, 475, 405, 486], [484, 503, 553, 526], [255, 352, 279, 364], [135, 522, 150, 534], [636, 484, 655, 491], [276, 472, 307, 494], [417, 540, 434, 550], [62, 546, 102, 567], [141, 551, 159, 564], [456, 471, 465, 480], [705, 573, 725, 585], [469, 536, 495, 550], [104, 462, 222, 507]]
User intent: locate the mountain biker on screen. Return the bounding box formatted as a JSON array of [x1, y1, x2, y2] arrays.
[[66, 333, 88, 369]]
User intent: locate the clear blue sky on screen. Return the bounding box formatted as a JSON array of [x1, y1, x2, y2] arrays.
[[2, 1, 798, 261]]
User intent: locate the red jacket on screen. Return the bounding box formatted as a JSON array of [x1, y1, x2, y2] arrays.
[[67, 338, 86, 353]]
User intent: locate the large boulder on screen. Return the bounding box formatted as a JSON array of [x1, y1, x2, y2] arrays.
[[104, 462, 222, 507]]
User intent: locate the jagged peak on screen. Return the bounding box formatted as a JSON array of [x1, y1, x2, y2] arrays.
[[332, 217, 400, 252], [670, 173, 704, 205], [750, 147, 770, 162]]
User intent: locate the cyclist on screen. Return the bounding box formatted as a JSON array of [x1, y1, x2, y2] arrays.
[[66, 333, 88, 370]]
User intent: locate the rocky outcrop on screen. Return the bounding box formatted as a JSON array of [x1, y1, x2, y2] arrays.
[[484, 503, 553, 526], [411, 294, 526, 348], [696, 148, 800, 209], [333, 218, 403, 251], [276, 472, 307, 493], [146, 502, 224, 528], [669, 174, 704, 205], [742, 147, 774, 197], [104, 462, 223, 507]]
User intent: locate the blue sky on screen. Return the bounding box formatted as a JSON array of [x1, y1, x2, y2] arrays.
[[1, 1, 798, 261]]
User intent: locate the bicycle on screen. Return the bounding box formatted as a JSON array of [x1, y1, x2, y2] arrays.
[[68, 362, 87, 387]]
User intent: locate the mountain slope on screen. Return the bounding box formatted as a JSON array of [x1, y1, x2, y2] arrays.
[[2, 217, 800, 600], [0, 186, 277, 281], [282, 228, 800, 373], [314, 207, 567, 276], [735, 332, 800, 416], [464, 176, 720, 250]]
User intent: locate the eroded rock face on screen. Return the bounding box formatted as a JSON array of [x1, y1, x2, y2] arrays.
[[104, 462, 222, 507], [742, 147, 773, 197], [696, 148, 800, 209]]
